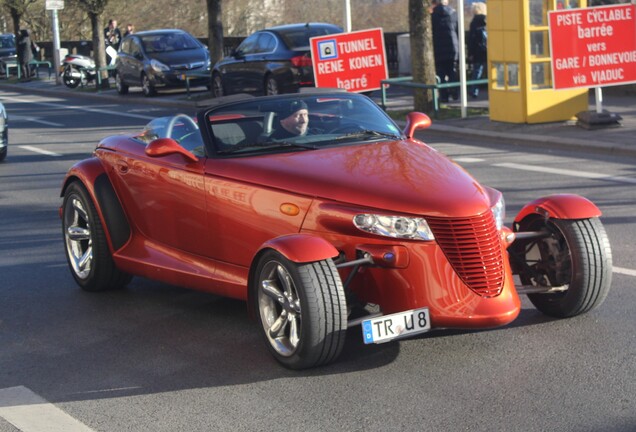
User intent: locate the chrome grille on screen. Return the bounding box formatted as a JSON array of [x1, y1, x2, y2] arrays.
[[427, 211, 505, 297]]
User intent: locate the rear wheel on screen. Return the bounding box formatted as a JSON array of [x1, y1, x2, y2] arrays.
[[115, 72, 129, 95], [252, 250, 347, 369], [264, 75, 279, 96], [62, 65, 81, 89], [514, 217, 612, 318], [62, 182, 131, 291], [141, 73, 156, 97]]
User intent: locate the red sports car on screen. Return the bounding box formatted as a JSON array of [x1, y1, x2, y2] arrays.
[[60, 92, 613, 369]]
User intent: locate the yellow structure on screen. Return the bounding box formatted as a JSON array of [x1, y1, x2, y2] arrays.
[[488, 0, 589, 123]]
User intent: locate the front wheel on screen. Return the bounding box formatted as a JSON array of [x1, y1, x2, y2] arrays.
[[264, 75, 279, 96], [115, 72, 129, 95], [212, 73, 224, 97], [141, 73, 157, 97], [514, 217, 612, 318], [62, 182, 131, 291], [252, 250, 347, 369]]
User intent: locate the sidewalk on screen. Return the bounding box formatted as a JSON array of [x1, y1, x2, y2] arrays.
[[1, 76, 635, 157]]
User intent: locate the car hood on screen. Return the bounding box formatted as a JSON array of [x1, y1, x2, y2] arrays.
[[209, 140, 492, 217], [150, 49, 208, 67]]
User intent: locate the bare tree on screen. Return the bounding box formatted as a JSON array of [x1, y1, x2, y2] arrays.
[[408, 0, 436, 112], [207, 0, 223, 64], [3, 0, 37, 36], [76, 0, 109, 87]]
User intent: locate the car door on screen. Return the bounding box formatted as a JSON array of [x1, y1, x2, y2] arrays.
[[106, 137, 209, 257], [241, 33, 277, 93]]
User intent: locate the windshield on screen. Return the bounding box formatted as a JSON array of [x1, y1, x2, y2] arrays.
[[142, 33, 201, 53], [204, 93, 403, 157], [0, 35, 15, 48]]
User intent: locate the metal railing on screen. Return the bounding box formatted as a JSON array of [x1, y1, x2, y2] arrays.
[[380, 76, 489, 118]]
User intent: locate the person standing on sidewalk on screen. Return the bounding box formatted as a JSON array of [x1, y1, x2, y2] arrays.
[[467, 2, 488, 98], [431, 0, 459, 103], [17, 29, 39, 80]]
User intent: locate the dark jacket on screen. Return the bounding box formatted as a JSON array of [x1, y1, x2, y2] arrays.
[[468, 14, 488, 63], [17, 29, 34, 64], [431, 4, 459, 63]]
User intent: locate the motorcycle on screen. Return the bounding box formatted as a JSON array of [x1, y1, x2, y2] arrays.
[[60, 54, 96, 88], [60, 47, 117, 89]]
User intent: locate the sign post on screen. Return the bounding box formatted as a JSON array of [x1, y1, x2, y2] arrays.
[[46, 0, 64, 85], [310, 28, 388, 93]]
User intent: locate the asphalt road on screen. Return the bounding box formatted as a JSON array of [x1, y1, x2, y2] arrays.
[[0, 89, 635, 432]]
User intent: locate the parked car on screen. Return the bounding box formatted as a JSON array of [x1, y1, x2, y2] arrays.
[[0, 102, 7, 162], [115, 29, 211, 97], [212, 22, 343, 97], [60, 91, 612, 369], [0, 34, 17, 76]]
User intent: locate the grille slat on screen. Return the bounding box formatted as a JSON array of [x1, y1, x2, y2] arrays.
[[428, 212, 505, 297]]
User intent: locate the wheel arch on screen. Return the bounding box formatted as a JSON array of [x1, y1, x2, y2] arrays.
[[61, 159, 131, 252], [514, 194, 601, 226], [246, 234, 340, 318]]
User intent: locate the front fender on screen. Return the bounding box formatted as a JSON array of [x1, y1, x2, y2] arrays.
[[514, 194, 601, 224], [258, 234, 339, 264]]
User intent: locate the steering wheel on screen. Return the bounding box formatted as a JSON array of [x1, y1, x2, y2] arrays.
[[166, 114, 199, 141]]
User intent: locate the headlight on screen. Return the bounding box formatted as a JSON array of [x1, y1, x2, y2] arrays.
[[353, 214, 435, 241], [491, 194, 505, 230], [150, 59, 170, 72]]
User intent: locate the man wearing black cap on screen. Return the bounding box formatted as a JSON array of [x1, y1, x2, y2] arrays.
[[271, 100, 310, 140]]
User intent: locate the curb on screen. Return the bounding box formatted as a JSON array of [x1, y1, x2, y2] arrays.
[[427, 123, 636, 158]]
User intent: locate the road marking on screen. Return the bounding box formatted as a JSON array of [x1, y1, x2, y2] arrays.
[[19, 145, 62, 157], [614, 266, 636, 277], [1, 96, 156, 121], [0, 386, 96, 432], [9, 114, 64, 127], [494, 162, 636, 185], [453, 157, 484, 163]]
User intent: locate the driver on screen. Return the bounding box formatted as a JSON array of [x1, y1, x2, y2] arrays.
[[271, 100, 309, 140]]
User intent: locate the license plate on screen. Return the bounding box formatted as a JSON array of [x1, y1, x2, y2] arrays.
[[362, 307, 431, 344]]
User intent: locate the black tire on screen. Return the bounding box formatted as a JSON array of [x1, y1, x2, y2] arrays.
[[0, 126, 7, 162], [264, 75, 279, 96], [252, 250, 347, 369], [115, 72, 129, 95], [62, 65, 81, 89], [212, 73, 224, 97], [141, 73, 156, 97], [516, 217, 612, 318], [62, 181, 131, 291]]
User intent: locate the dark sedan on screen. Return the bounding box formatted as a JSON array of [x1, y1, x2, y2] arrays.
[[115, 29, 211, 97], [212, 22, 342, 97], [0, 34, 16, 76]]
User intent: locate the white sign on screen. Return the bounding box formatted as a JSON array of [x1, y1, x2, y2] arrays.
[[46, 0, 64, 10]]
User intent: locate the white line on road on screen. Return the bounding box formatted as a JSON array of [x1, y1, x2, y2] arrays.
[[0, 386, 96, 432], [453, 157, 485, 163], [1, 96, 156, 121], [614, 266, 636, 277], [494, 162, 636, 185], [9, 114, 65, 127], [19, 145, 62, 157]]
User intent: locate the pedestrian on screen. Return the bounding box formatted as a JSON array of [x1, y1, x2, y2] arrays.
[[431, 0, 459, 103], [104, 19, 122, 50], [467, 2, 487, 98], [17, 29, 39, 80], [124, 23, 135, 37]]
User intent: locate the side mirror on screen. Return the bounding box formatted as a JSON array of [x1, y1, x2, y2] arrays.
[[146, 138, 198, 162], [403, 112, 432, 139]]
